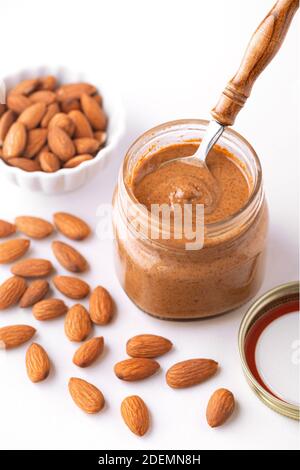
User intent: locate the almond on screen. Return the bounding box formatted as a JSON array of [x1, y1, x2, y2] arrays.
[[0, 276, 27, 309], [89, 286, 113, 325], [52, 240, 88, 273], [69, 378, 105, 414], [0, 103, 7, 117], [29, 90, 56, 105], [48, 112, 75, 137], [93, 131, 107, 146], [53, 212, 91, 240], [33, 298, 68, 321], [121, 396, 150, 437], [2, 122, 27, 158], [68, 110, 93, 138], [23, 128, 48, 158], [127, 334, 173, 358], [53, 275, 90, 299], [11, 258, 53, 277], [93, 94, 103, 107], [20, 279, 49, 308], [56, 83, 97, 102], [63, 154, 93, 168], [41, 102, 60, 128], [9, 78, 39, 96], [61, 99, 81, 113], [48, 127, 75, 161], [206, 388, 235, 428], [39, 151, 61, 172], [7, 94, 31, 114], [166, 359, 218, 389], [0, 219, 16, 238], [114, 358, 160, 381], [0, 238, 30, 263], [18, 102, 46, 129], [38, 75, 57, 91], [64, 304, 92, 341], [15, 216, 54, 239], [73, 137, 100, 155], [0, 324, 36, 349], [73, 336, 104, 367], [26, 343, 50, 382], [8, 158, 41, 172], [81, 94, 107, 130], [0, 110, 16, 145]]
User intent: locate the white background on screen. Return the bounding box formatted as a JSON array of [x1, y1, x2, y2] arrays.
[[0, 0, 299, 450]]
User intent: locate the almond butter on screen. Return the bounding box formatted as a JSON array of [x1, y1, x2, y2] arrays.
[[68, 377, 105, 414], [61, 99, 81, 113], [0, 276, 27, 309], [23, 128, 48, 158], [81, 94, 107, 130], [15, 216, 53, 239], [26, 343, 50, 382], [68, 110, 93, 138], [53, 212, 91, 240], [121, 395, 150, 436], [73, 137, 100, 155], [8, 158, 41, 172], [166, 359, 218, 389], [11, 258, 53, 277], [7, 94, 31, 114], [39, 151, 61, 172], [56, 83, 97, 102], [0, 324, 36, 349], [19, 279, 49, 308], [0, 110, 16, 146], [73, 336, 104, 367], [18, 102, 46, 129], [0, 219, 16, 238], [48, 127, 75, 161], [64, 304, 92, 341], [89, 286, 113, 325], [2, 122, 27, 158], [53, 275, 90, 299], [41, 102, 60, 128], [30, 90, 56, 105], [206, 388, 235, 428], [38, 75, 57, 91], [49, 112, 75, 137], [114, 358, 160, 381], [9, 78, 39, 96], [0, 238, 30, 263], [52, 240, 88, 273], [127, 334, 173, 358], [63, 154, 93, 168], [33, 298, 68, 321]]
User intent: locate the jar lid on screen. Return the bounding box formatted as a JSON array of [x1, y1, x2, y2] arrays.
[[238, 281, 300, 420]]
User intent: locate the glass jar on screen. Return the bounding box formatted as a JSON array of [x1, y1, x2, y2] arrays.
[[112, 120, 268, 320]]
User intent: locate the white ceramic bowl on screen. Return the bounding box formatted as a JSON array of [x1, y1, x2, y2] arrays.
[[0, 66, 125, 194]]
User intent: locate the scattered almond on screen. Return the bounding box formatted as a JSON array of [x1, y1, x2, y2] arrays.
[[63, 154, 93, 168], [0, 238, 30, 263], [11, 258, 53, 277], [0, 219, 16, 238], [126, 334, 173, 358], [89, 286, 114, 325], [0, 324, 36, 349], [121, 395, 150, 436], [20, 279, 49, 308], [114, 358, 160, 381], [73, 137, 100, 154], [64, 304, 92, 341], [15, 216, 53, 239], [52, 240, 88, 273], [53, 212, 90, 240], [18, 102, 46, 129], [26, 343, 50, 382], [7, 94, 31, 114], [33, 298, 68, 321], [53, 275, 90, 299], [73, 336, 104, 367], [48, 127, 75, 161], [2, 122, 27, 158], [0, 276, 27, 309], [68, 377, 105, 414], [206, 388, 235, 428], [166, 359, 218, 389], [81, 94, 107, 130], [68, 110, 93, 138]]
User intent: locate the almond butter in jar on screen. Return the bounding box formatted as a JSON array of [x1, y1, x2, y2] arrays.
[[112, 120, 268, 320]]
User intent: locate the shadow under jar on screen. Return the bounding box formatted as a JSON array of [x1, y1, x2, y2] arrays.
[[112, 120, 268, 320]]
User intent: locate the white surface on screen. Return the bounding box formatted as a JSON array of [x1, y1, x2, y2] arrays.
[[256, 312, 300, 406], [0, 0, 299, 451]]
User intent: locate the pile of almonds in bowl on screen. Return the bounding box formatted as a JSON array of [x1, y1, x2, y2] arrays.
[[0, 76, 107, 172], [0, 213, 235, 436]]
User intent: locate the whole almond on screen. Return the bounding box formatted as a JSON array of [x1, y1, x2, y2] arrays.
[[48, 127, 75, 161], [0, 219, 16, 238], [0, 276, 27, 309], [68, 110, 93, 138], [206, 388, 235, 428], [30, 90, 56, 105], [53, 212, 91, 240], [93, 94, 103, 107], [38, 75, 57, 91], [0, 103, 6, 118], [73, 336, 104, 367], [64, 304, 92, 341], [41, 102, 60, 128], [26, 343, 50, 382], [49, 113, 75, 137], [127, 334, 173, 358], [57, 83, 97, 102], [68, 377, 105, 414], [53, 275, 90, 299], [39, 151, 61, 172], [11, 258, 53, 277], [61, 99, 81, 113], [8, 158, 41, 172], [0, 238, 30, 263], [121, 396, 150, 437], [0, 110, 16, 145], [0, 324, 36, 349], [18, 102, 46, 129], [33, 298, 68, 321], [3, 122, 27, 158], [63, 154, 93, 169], [93, 131, 107, 146], [15, 216, 53, 239], [9, 78, 39, 96], [7, 94, 31, 114], [73, 137, 100, 155], [23, 128, 48, 158], [114, 358, 160, 381], [20, 279, 49, 308], [89, 286, 113, 325], [81, 94, 107, 130], [52, 240, 88, 273], [166, 359, 218, 389]]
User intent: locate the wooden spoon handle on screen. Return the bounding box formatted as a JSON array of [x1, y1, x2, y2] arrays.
[[211, 0, 299, 126]]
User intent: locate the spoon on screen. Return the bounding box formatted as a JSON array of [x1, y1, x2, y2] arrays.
[[161, 0, 299, 170]]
